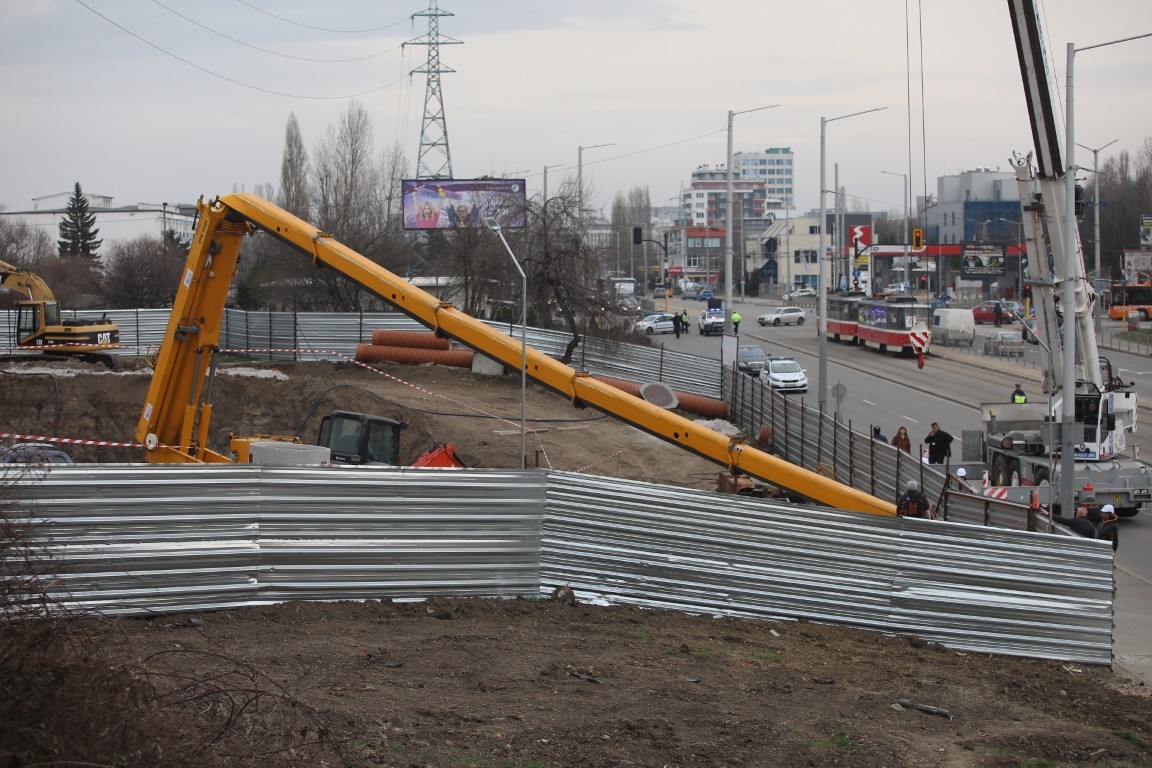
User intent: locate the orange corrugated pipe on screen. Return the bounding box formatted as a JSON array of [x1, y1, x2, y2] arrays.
[[370, 329, 451, 350], [590, 375, 729, 419], [355, 344, 474, 368]]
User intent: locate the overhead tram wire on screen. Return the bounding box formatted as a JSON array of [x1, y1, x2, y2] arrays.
[[150, 0, 407, 63], [234, 0, 412, 34], [73, 0, 408, 100]]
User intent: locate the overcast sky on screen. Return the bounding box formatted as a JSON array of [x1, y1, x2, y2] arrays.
[[2, 0, 1150, 218]]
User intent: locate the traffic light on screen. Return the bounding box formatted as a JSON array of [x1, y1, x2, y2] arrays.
[[1074, 184, 1085, 217], [912, 228, 924, 250], [632, 226, 643, 245]]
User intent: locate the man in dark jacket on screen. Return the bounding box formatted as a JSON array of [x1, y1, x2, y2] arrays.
[[1053, 505, 1097, 539], [924, 422, 953, 464]]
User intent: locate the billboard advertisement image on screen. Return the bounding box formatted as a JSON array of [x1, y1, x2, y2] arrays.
[[960, 243, 1006, 277], [402, 179, 527, 230]]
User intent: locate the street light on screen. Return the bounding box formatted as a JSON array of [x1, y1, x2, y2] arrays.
[[1061, 33, 1150, 515], [483, 216, 527, 470], [577, 143, 615, 221], [1075, 138, 1118, 338], [726, 104, 780, 332], [880, 170, 910, 289], [818, 107, 887, 411]]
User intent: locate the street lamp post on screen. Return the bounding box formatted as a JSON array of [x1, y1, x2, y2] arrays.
[[483, 217, 527, 470], [726, 104, 780, 333], [1075, 138, 1118, 338], [818, 107, 886, 411], [577, 143, 615, 221], [880, 170, 910, 288], [1061, 33, 1151, 515]]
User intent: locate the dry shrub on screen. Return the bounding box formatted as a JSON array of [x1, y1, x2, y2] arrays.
[[0, 466, 360, 767]]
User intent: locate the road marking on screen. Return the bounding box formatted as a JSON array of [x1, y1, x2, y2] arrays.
[[862, 399, 876, 406]]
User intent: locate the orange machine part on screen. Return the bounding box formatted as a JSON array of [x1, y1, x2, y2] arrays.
[[370, 329, 451, 350], [355, 344, 474, 368]]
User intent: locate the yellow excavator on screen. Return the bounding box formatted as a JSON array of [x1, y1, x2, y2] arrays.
[[0, 259, 120, 365], [134, 194, 894, 516]]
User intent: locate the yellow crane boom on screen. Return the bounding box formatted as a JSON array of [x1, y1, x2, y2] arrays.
[[135, 194, 895, 516]]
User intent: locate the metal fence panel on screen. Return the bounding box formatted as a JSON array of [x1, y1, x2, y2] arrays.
[[11, 464, 544, 614], [542, 471, 1114, 664]]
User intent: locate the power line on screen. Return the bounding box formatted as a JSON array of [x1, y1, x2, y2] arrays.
[[234, 0, 410, 34], [73, 0, 406, 100], [151, 0, 406, 63]]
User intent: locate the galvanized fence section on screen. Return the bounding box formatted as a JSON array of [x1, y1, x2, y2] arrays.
[[6, 464, 1114, 664], [722, 369, 1040, 528], [541, 471, 1113, 664], [13, 464, 545, 614], [4, 308, 721, 398]]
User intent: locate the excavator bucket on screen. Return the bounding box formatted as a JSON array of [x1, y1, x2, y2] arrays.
[[411, 443, 467, 468]]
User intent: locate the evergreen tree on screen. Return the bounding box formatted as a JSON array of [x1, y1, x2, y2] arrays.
[[57, 181, 103, 259]]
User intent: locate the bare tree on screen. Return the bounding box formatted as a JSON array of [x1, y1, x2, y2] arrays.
[[101, 235, 185, 308], [0, 214, 54, 271], [1096, 139, 1152, 278]]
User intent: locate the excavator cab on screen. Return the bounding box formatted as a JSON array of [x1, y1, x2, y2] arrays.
[[14, 301, 52, 346], [318, 411, 406, 466]]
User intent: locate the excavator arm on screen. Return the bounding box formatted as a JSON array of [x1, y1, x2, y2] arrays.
[[0, 259, 56, 302], [135, 194, 895, 516]]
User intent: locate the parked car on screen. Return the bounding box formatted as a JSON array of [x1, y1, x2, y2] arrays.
[[784, 286, 817, 301], [756, 306, 806, 327], [681, 286, 700, 300], [973, 301, 1016, 325], [698, 308, 725, 335], [983, 330, 1026, 357], [634, 312, 677, 335], [0, 442, 74, 465], [931, 308, 976, 347], [1001, 300, 1026, 320], [736, 345, 770, 375], [1021, 317, 1040, 344], [759, 357, 808, 393]]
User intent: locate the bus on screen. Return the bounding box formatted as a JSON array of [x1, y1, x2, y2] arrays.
[[607, 276, 639, 299], [856, 295, 933, 356], [1109, 283, 1152, 321]]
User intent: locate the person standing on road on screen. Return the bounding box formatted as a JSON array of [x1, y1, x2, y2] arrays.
[[891, 426, 912, 453], [1012, 383, 1028, 404], [994, 302, 1004, 327], [731, 311, 742, 334], [672, 311, 681, 338], [1096, 504, 1120, 551], [924, 422, 953, 465], [681, 309, 690, 334]]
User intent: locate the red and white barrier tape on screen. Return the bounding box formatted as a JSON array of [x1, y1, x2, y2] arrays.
[[1, 432, 143, 449]]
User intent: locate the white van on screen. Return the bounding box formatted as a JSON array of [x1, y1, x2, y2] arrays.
[[932, 308, 975, 347]]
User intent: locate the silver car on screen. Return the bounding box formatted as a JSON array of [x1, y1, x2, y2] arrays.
[[757, 307, 806, 326], [983, 330, 1025, 357]]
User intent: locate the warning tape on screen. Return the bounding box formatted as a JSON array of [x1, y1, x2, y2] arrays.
[[984, 487, 1008, 499], [573, 449, 627, 473], [1, 432, 144, 449], [5, 346, 560, 465]]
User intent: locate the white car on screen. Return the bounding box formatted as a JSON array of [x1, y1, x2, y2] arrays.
[[634, 312, 677, 335], [757, 307, 806, 327], [784, 286, 817, 301], [698, 309, 726, 336], [759, 357, 808, 393]]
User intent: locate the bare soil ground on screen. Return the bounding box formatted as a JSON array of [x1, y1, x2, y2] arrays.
[[3, 357, 1152, 768]]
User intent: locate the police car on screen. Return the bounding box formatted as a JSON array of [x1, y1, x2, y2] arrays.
[[758, 356, 808, 393]]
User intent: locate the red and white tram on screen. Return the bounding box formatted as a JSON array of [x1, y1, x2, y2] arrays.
[[824, 291, 867, 343], [855, 295, 932, 355]]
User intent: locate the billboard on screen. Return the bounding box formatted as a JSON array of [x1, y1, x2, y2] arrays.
[[960, 243, 1006, 277], [402, 179, 527, 230]]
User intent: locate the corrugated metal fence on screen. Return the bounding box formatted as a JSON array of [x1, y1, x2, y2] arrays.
[[2, 308, 721, 398], [7, 463, 1113, 664]]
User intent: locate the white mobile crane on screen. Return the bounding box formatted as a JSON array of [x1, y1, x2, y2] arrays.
[[972, 0, 1150, 515]]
